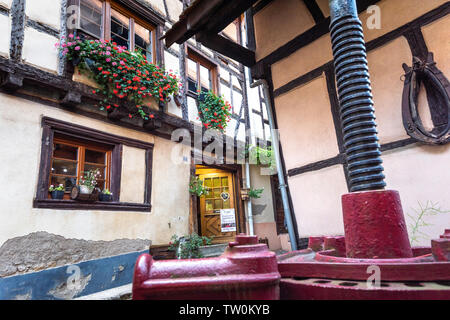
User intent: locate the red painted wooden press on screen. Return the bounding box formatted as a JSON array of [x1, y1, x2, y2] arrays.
[[132, 234, 280, 300]]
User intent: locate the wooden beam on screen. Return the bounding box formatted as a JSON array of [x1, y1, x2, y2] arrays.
[[196, 32, 255, 67], [303, 0, 325, 23], [204, 0, 259, 35], [164, 0, 223, 47], [0, 73, 23, 91]]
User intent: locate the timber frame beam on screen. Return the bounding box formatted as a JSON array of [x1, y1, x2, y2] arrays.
[[195, 32, 255, 67], [164, 0, 259, 67], [0, 55, 248, 161]]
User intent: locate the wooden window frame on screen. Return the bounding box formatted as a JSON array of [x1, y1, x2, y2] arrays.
[[34, 117, 154, 212], [186, 46, 219, 96], [50, 135, 113, 200], [70, 0, 162, 64]]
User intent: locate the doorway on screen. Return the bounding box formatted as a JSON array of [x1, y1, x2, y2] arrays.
[[195, 165, 241, 243]]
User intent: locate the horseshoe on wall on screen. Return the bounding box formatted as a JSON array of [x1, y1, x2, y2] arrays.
[[402, 52, 450, 145]]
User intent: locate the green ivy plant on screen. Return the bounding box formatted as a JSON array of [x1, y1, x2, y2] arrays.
[[197, 90, 232, 132], [245, 144, 276, 168], [248, 188, 264, 199], [168, 233, 213, 259], [407, 201, 449, 245], [189, 176, 209, 197], [57, 34, 180, 120]]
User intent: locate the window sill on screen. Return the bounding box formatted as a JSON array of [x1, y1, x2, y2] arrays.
[[33, 199, 151, 212]]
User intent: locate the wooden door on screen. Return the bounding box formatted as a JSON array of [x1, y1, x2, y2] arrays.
[[199, 172, 237, 242]]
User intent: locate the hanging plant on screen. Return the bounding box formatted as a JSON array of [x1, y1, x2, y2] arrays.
[[245, 144, 275, 168], [189, 176, 209, 197], [197, 90, 232, 132], [57, 34, 181, 120]]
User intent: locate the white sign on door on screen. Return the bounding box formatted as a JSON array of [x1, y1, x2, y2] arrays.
[[220, 209, 236, 232]]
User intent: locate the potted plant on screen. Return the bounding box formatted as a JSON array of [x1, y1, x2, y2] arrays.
[[99, 189, 113, 202], [49, 184, 65, 200], [79, 169, 100, 194], [168, 233, 213, 259], [56, 35, 180, 120]]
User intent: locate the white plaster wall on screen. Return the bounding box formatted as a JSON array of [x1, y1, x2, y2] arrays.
[[164, 50, 182, 118], [0, 93, 191, 246], [25, 0, 61, 30], [165, 0, 183, 21], [187, 96, 200, 124], [382, 144, 450, 246], [288, 165, 348, 237], [0, 0, 12, 9], [141, 0, 165, 16], [0, 13, 10, 57], [22, 27, 59, 73]]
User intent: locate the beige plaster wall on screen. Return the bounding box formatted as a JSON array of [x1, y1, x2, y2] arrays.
[[265, 4, 450, 243], [119, 146, 147, 204], [360, 0, 447, 43], [367, 36, 412, 144], [254, 222, 281, 251], [249, 165, 275, 224], [271, 34, 333, 90], [421, 15, 450, 83], [382, 143, 450, 246], [266, 0, 447, 90], [288, 165, 348, 237], [0, 93, 191, 246], [253, 0, 315, 60], [274, 75, 339, 170]]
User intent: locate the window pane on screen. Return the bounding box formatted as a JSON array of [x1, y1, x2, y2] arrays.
[[85, 149, 106, 164], [188, 78, 197, 93], [53, 143, 78, 160], [111, 8, 130, 49], [50, 176, 77, 193], [83, 164, 106, 180], [200, 64, 211, 92], [52, 159, 77, 176], [79, 0, 103, 38], [187, 58, 198, 93], [135, 22, 153, 62]]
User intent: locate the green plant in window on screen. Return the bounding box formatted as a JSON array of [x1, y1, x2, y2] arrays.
[[168, 233, 213, 259], [189, 176, 209, 197], [49, 184, 64, 192]]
